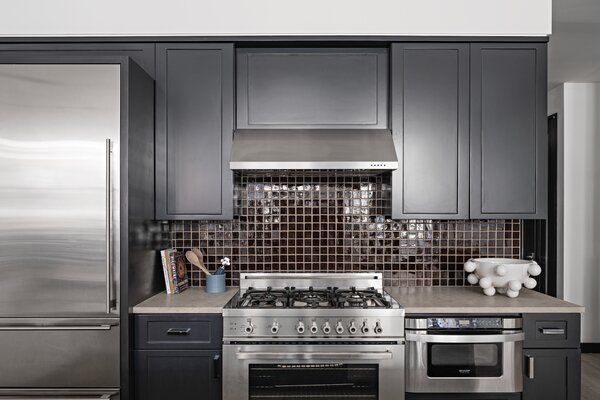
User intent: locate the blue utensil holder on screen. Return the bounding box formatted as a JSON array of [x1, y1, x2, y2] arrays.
[[206, 273, 226, 294]]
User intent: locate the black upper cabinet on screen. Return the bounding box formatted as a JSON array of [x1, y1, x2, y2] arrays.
[[391, 43, 469, 219], [470, 43, 548, 218], [236, 48, 388, 129], [155, 44, 234, 220]]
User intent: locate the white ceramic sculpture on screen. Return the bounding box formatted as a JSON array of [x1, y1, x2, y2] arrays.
[[464, 258, 542, 298]]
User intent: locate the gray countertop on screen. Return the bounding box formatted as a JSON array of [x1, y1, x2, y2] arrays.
[[385, 286, 585, 314], [132, 286, 584, 315], [132, 287, 238, 314]]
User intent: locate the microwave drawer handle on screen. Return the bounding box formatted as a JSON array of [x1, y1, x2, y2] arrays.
[[236, 351, 393, 361], [540, 328, 565, 335], [405, 332, 525, 343], [167, 328, 192, 335]]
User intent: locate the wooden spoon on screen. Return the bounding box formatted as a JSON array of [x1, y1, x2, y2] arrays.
[[185, 250, 212, 276], [191, 248, 210, 273]]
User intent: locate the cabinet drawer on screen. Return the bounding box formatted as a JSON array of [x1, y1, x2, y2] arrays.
[[135, 314, 222, 350], [523, 313, 580, 349]]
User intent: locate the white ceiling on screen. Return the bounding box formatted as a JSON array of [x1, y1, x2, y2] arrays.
[[549, 0, 600, 88]]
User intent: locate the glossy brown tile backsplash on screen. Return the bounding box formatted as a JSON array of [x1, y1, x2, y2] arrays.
[[166, 173, 520, 287]]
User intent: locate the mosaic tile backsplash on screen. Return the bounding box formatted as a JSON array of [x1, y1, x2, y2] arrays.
[[165, 173, 521, 287]]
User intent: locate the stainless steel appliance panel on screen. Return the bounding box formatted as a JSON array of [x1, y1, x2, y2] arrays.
[[223, 343, 404, 400], [0, 318, 120, 388], [0, 64, 120, 317], [406, 332, 523, 393]]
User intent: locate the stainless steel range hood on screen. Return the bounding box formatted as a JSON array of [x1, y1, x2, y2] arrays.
[[230, 129, 398, 170]]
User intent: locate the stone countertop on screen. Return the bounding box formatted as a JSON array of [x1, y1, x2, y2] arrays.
[[132, 287, 238, 314], [385, 286, 585, 314]]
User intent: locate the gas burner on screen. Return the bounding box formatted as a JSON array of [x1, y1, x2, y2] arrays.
[[334, 287, 391, 309], [290, 287, 334, 308], [237, 287, 288, 308]]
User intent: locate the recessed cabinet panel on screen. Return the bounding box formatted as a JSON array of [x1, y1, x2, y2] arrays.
[[470, 44, 547, 218], [135, 350, 221, 400], [155, 44, 234, 219], [522, 349, 580, 400], [391, 43, 469, 218], [237, 48, 388, 128]]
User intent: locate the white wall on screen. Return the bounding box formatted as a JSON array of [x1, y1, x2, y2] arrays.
[[0, 0, 551, 37], [556, 83, 600, 342]]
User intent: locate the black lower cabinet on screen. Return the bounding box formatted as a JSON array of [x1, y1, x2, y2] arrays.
[[523, 348, 581, 400], [135, 350, 221, 400]]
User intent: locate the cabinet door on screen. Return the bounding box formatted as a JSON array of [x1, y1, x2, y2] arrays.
[[391, 43, 469, 218], [156, 44, 234, 219], [135, 350, 221, 400], [237, 48, 388, 128], [523, 349, 580, 400], [470, 43, 547, 218]]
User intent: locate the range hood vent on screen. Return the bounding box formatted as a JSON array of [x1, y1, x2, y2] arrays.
[[230, 129, 398, 171]]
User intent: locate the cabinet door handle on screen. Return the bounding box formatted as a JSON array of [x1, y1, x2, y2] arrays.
[[166, 328, 191, 335], [213, 354, 221, 379], [540, 328, 565, 335], [526, 355, 535, 379]]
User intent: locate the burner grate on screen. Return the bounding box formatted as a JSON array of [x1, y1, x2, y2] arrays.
[[236, 286, 391, 309]]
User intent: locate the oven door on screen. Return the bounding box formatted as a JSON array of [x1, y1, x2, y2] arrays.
[[406, 332, 523, 393], [223, 343, 404, 400]]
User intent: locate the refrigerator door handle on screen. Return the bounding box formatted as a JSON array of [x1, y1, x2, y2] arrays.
[[0, 396, 114, 399], [0, 318, 119, 331], [105, 138, 112, 314], [0, 389, 118, 399], [0, 325, 113, 331]]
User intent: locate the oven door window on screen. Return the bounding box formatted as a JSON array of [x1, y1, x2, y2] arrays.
[[249, 363, 379, 400], [427, 343, 503, 377]]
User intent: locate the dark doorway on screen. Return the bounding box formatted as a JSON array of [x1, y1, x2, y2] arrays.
[[522, 114, 558, 296]]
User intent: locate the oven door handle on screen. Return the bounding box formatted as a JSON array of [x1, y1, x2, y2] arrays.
[[235, 351, 393, 360], [405, 332, 524, 343]]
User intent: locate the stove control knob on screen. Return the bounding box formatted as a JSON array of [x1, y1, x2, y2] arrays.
[[310, 321, 319, 334], [360, 322, 370, 334], [270, 321, 280, 334], [322, 321, 331, 334], [348, 321, 358, 334], [335, 321, 344, 334], [374, 322, 383, 334], [244, 322, 254, 335], [296, 321, 305, 334]]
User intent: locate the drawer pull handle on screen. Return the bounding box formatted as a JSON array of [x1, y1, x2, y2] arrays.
[[527, 355, 535, 379], [167, 328, 192, 335], [540, 328, 565, 335]]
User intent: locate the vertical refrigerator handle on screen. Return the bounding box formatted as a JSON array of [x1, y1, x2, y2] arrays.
[[106, 138, 112, 314]]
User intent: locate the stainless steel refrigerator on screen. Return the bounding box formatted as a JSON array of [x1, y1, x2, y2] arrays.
[[0, 63, 123, 399]]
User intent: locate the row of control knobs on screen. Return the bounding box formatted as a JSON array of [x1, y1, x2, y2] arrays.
[[244, 320, 383, 335]]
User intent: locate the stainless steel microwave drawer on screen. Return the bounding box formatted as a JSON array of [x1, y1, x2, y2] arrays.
[[523, 313, 580, 349], [134, 314, 222, 350]]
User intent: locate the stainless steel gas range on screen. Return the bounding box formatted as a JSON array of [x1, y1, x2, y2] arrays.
[[222, 273, 405, 400]]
